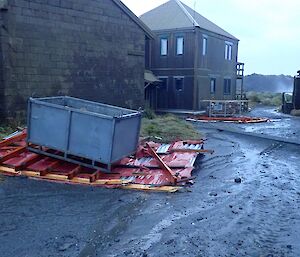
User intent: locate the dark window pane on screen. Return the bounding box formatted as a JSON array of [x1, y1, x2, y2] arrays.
[[175, 78, 184, 91], [159, 78, 168, 90], [224, 79, 231, 94], [210, 78, 216, 94]]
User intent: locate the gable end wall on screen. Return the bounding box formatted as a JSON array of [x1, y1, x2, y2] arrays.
[[1, 0, 146, 121]]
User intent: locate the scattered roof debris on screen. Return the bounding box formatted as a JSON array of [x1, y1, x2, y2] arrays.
[[187, 116, 270, 124], [0, 130, 212, 193]]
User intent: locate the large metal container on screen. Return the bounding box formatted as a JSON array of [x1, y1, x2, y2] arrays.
[[293, 71, 300, 110], [27, 96, 141, 171]]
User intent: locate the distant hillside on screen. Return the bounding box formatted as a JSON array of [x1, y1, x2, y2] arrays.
[[244, 74, 293, 93]]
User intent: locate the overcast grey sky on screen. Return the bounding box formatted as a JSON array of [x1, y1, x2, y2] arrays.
[[121, 0, 300, 76]]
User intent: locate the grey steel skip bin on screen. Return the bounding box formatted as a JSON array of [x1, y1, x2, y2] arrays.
[[27, 96, 142, 172]]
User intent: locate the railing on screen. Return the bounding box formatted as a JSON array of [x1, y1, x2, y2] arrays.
[[237, 62, 244, 78], [236, 93, 247, 100], [200, 100, 249, 117]]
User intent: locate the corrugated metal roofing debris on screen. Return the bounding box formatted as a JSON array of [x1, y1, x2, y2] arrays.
[[0, 131, 212, 192], [187, 116, 270, 123]]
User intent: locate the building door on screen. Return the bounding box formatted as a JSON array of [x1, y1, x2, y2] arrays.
[[157, 77, 168, 109], [173, 77, 184, 109]]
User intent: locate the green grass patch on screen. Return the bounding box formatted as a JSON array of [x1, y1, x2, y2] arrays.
[[0, 126, 14, 140], [141, 114, 201, 143], [247, 91, 282, 106]]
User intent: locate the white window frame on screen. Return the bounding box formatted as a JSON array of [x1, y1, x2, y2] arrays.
[[176, 36, 184, 55], [225, 41, 233, 60], [160, 38, 168, 56], [202, 35, 208, 56]]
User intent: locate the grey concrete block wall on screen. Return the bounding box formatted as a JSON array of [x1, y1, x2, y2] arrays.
[[0, 0, 146, 121]]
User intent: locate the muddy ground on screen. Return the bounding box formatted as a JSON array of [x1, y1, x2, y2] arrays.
[[0, 107, 300, 257]]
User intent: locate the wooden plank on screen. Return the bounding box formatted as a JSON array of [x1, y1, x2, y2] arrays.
[[93, 179, 132, 185], [0, 146, 26, 163], [67, 166, 81, 180], [90, 170, 100, 183], [22, 170, 68, 181], [71, 177, 91, 184], [0, 166, 19, 175], [21, 170, 41, 177], [22, 171, 68, 180], [40, 160, 61, 176], [44, 173, 68, 180], [146, 143, 177, 184], [0, 146, 18, 150]]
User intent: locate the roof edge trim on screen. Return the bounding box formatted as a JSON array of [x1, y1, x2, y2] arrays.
[[113, 0, 155, 39], [197, 27, 239, 41], [175, 0, 200, 28]]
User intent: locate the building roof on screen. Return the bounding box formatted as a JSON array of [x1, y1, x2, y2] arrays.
[[113, 0, 154, 39], [140, 0, 238, 40]]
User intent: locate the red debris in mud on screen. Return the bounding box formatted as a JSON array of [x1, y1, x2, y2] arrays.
[[0, 131, 211, 192], [188, 116, 270, 123]]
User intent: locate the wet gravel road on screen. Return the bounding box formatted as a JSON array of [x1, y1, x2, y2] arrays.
[[242, 106, 300, 142], [1, 108, 300, 257]]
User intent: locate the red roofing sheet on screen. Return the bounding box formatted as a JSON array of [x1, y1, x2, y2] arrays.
[[0, 131, 209, 192]]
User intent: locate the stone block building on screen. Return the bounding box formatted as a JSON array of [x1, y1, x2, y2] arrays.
[[0, 0, 153, 121]]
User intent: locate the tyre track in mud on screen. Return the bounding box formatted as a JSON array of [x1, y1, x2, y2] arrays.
[[199, 131, 300, 257], [1, 115, 300, 256], [77, 196, 152, 257], [194, 121, 300, 146], [0, 178, 146, 257], [100, 131, 300, 257]]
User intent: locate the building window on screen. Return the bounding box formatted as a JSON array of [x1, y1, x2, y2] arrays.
[[176, 37, 184, 55], [160, 38, 168, 56], [175, 77, 184, 91], [225, 42, 233, 60], [158, 77, 168, 91], [210, 78, 216, 94], [224, 79, 231, 95], [202, 35, 207, 56]]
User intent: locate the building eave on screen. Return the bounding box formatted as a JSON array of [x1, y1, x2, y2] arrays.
[[150, 26, 239, 41], [113, 0, 155, 39]]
